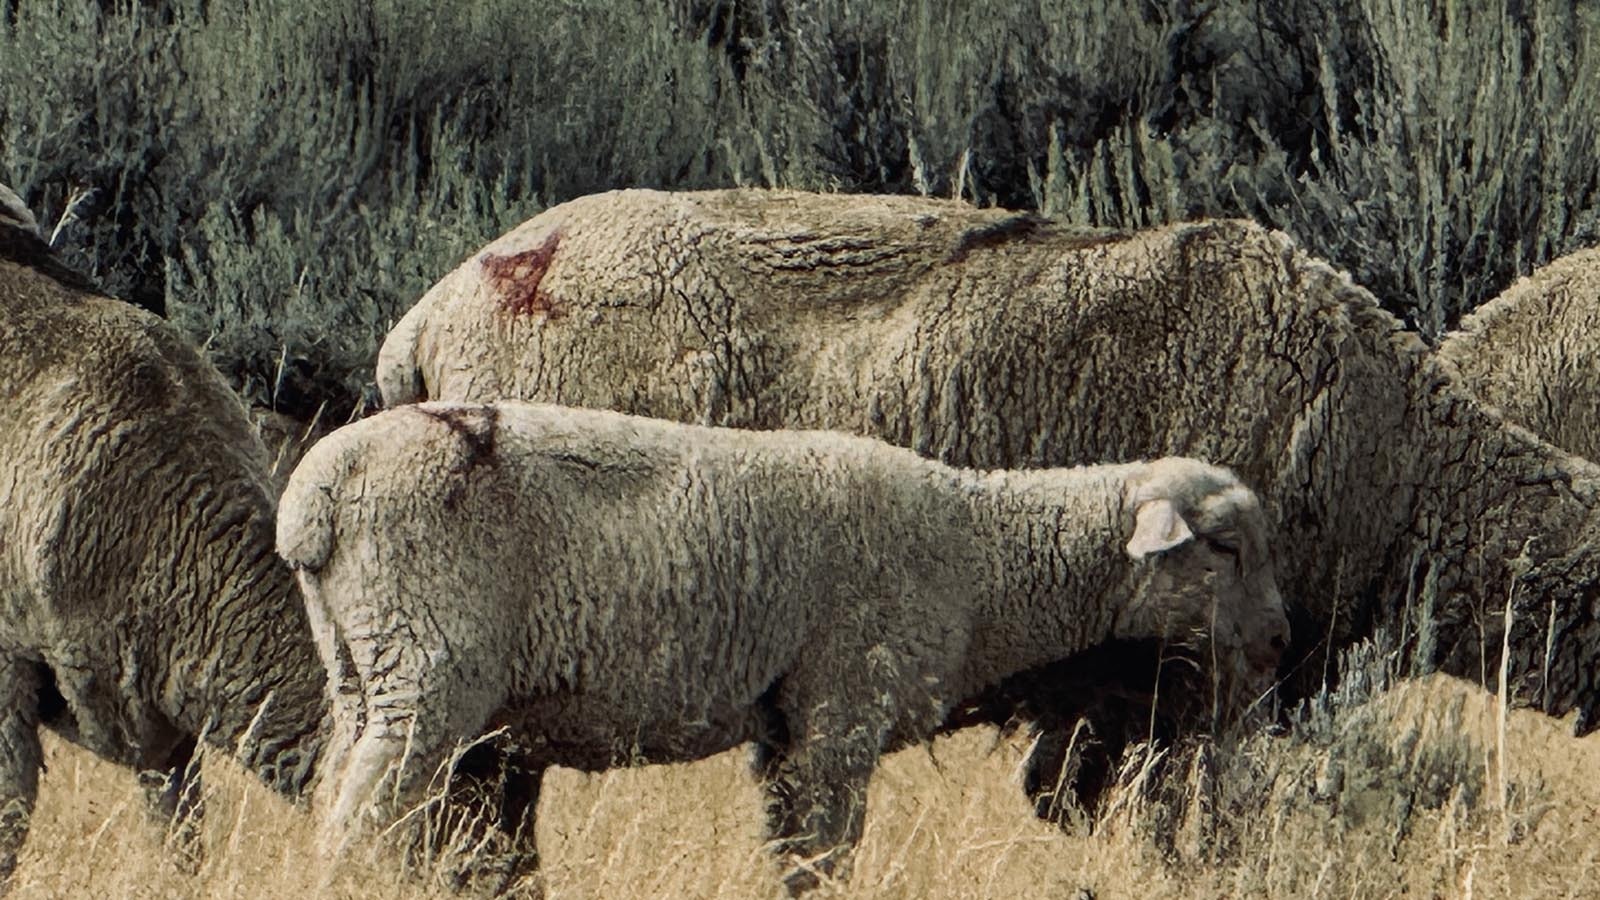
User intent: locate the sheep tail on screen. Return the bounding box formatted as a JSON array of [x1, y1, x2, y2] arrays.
[[374, 300, 428, 407]]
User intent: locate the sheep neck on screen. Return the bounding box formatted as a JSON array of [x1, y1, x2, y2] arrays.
[[954, 466, 1132, 697], [1418, 368, 1600, 592]]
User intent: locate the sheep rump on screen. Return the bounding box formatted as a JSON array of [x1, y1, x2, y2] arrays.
[[280, 400, 1287, 891], [0, 224, 327, 881]]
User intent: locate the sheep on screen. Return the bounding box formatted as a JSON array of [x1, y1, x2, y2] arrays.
[[0, 186, 328, 882], [372, 189, 1600, 753], [277, 400, 1290, 893], [1435, 247, 1600, 460]]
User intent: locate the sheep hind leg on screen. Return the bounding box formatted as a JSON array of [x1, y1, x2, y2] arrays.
[[320, 689, 466, 855], [0, 656, 44, 885], [319, 658, 451, 856], [298, 573, 366, 812], [494, 754, 544, 897], [320, 724, 407, 853], [323, 644, 503, 877]]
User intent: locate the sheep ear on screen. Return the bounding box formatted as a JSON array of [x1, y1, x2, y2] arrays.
[[1126, 498, 1195, 559]]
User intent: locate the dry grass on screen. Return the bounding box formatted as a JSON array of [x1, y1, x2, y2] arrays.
[[11, 674, 1599, 899]]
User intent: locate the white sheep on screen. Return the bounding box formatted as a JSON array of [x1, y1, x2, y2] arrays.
[[0, 184, 328, 882], [278, 400, 1289, 893], [371, 189, 1600, 747]]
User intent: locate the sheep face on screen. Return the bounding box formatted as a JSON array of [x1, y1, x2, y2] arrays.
[[1115, 460, 1290, 718]]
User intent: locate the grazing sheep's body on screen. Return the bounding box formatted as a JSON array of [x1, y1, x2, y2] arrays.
[[0, 220, 328, 881], [279, 401, 1287, 890], [1436, 248, 1600, 460], [374, 189, 1600, 743]]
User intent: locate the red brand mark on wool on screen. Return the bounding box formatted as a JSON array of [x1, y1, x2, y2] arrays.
[[481, 232, 563, 318]]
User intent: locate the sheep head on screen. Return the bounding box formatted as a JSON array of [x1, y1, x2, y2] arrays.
[[1114, 458, 1291, 723]]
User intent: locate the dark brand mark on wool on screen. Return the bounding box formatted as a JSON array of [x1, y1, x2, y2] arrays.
[[482, 232, 563, 319], [415, 405, 499, 468], [414, 405, 502, 511], [944, 214, 1128, 265]]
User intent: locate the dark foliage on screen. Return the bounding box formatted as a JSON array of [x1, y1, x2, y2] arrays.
[[5, 0, 1596, 417]]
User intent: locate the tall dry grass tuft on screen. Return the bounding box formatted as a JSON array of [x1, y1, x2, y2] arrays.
[[12, 658, 1599, 899]]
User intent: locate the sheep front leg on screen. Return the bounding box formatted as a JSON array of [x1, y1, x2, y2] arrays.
[[0, 656, 43, 884], [763, 659, 898, 894], [763, 737, 879, 894], [139, 737, 203, 872]]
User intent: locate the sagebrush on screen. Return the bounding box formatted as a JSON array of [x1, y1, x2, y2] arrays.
[[4, 0, 1597, 416]]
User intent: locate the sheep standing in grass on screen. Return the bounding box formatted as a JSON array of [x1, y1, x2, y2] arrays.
[[0, 184, 328, 882], [373, 190, 1600, 745], [278, 401, 1289, 893], [1436, 247, 1600, 460]]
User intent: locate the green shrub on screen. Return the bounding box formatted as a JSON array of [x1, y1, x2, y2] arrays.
[[1028, 0, 1600, 336], [2, 0, 761, 415]]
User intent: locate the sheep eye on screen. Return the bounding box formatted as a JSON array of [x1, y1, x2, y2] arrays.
[[1204, 538, 1245, 576]]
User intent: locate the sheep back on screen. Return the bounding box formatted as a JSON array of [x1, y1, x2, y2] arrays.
[[1436, 247, 1600, 461], [375, 187, 1121, 420]]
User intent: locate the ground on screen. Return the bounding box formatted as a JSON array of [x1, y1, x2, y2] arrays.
[[10, 672, 1599, 899]]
